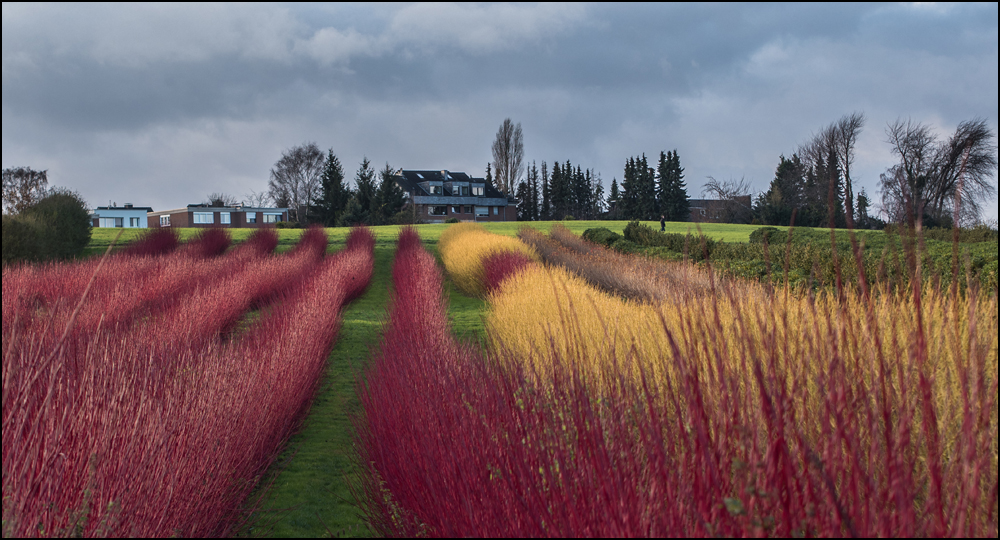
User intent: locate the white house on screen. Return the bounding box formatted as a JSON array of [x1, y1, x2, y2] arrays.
[[91, 203, 153, 228]]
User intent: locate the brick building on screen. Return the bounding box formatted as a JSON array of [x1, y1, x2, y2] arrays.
[[147, 203, 289, 228]]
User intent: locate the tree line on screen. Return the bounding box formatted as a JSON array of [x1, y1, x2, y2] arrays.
[[751, 113, 996, 229], [262, 143, 409, 227], [496, 114, 996, 229]]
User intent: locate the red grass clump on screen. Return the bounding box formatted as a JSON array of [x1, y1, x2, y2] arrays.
[[121, 228, 180, 258], [482, 250, 535, 294], [2, 227, 375, 537], [182, 227, 232, 258]]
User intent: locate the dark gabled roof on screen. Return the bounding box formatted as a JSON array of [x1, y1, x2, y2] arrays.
[[394, 170, 504, 198]]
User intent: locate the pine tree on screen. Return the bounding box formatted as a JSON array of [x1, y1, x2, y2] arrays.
[[620, 158, 636, 219], [485, 163, 493, 187], [540, 161, 551, 221], [636, 154, 657, 219], [374, 162, 406, 225], [528, 161, 540, 221], [754, 154, 804, 226], [592, 173, 605, 217], [608, 178, 620, 219], [311, 150, 350, 226], [663, 150, 689, 221], [550, 161, 570, 219], [340, 157, 376, 226], [656, 151, 671, 219], [515, 181, 531, 221]]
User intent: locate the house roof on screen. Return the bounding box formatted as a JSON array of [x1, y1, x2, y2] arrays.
[[95, 205, 154, 212], [393, 170, 505, 199]]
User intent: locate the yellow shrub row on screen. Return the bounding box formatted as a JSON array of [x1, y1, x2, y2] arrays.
[[486, 260, 998, 455], [437, 223, 539, 297]]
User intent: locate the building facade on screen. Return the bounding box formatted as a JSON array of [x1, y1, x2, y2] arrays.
[[91, 203, 154, 228], [147, 204, 289, 229], [392, 169, 517, 223]]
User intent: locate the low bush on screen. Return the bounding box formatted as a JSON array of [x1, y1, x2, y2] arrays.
[[2, 214, 42, 264], [581, 227, 621, 247]]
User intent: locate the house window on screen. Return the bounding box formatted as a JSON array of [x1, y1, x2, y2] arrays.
[[494, 207, 499, 215], [160, 215, 171, 227], [247, 212, 257, 224], [220, 212, 231, 224], [99, 217, 123, 228], [465, 206, 473, 214], [193, 212, 214, 224], [461, 186, 470, 196], [472, 186, 484, 196], [263, 213, 282, 223], [451, 206, 461, 214], [475, 206, 489, 217], [430, 206, 447, 216], [428, 185, 442, 195], [129, 217, 141, 227]]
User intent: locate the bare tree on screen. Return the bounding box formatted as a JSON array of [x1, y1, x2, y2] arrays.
[[204, 192, 239, 207], [491, 118, 524, 196], [929, 118, 997, 226], [879, 118, 996, 227], [703, 175, 754, 223], [2, 167, 49, 215], [268, 142, 325, 223], [243, 189, 272, 208], [833, 112, 866, 226]]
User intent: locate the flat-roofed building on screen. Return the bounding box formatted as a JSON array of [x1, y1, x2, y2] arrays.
[[91, 203, 153, 228], [147, 203, 289, 228]]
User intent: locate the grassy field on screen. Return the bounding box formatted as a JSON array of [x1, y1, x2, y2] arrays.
[[81, 220, 791, 537], [84, 219, 779, 256]]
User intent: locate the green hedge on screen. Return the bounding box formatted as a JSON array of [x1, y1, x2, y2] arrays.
[[589, 222, 998, 291]]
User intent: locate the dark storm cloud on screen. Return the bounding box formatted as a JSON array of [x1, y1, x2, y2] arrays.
[[2, 3, 997, 219]]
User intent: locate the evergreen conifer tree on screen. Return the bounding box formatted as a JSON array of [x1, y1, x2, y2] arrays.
[[311, 150, 350, 226], [540, 161, 551, 221], [374, 162, 406, 225], [340, 157, 376, 225]]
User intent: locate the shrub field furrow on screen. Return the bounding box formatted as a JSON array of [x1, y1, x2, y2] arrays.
[[2, 227, 375, 538], [356, 223, 997, 537]]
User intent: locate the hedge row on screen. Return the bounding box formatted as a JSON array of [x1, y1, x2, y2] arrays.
[[583, 221, 998, 290]]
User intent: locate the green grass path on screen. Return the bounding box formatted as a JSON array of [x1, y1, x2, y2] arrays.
[[248, 235, 395, 538], [248, 227, 489, 538]]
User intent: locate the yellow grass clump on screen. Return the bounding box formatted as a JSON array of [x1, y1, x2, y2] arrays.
[[486, 258, 998, 462], [437, 222, 539, 296]]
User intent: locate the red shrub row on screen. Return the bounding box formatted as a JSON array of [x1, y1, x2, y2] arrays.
[[2, 227, 374, 537], [356, 228, 998, 537], [482, 250, 534, 294]]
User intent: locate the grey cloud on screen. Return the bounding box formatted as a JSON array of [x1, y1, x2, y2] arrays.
[[2, 3, 997, 220]]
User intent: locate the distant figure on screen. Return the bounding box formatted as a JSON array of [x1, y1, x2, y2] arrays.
[[660, 215, 666, 232]]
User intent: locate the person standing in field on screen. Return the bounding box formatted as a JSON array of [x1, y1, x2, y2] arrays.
[[660, 215, 666, 232]]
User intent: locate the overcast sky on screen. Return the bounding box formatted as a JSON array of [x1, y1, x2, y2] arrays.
[[3, 2, 998, 221]]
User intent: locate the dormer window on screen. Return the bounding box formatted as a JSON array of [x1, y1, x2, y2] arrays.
[[428, 185, 442, 195], [472, 185, 485, 196]]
